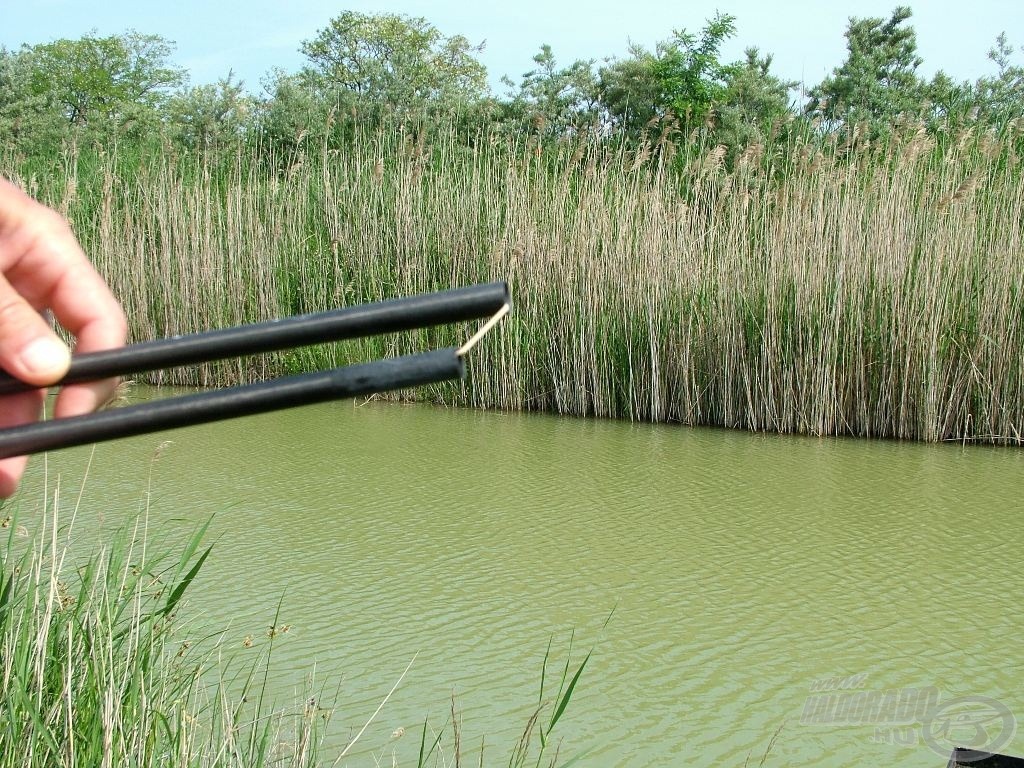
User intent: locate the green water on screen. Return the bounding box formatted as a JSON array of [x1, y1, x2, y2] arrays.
[[14, 392, 1024, 766]]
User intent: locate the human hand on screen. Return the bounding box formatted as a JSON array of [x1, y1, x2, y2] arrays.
[[0, 176, 127, 496]]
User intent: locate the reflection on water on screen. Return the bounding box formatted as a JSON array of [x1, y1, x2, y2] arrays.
[[16, 391, 1024, 766]]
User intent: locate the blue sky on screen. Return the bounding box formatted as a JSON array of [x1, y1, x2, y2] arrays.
[[1, 0, 1021, 96]]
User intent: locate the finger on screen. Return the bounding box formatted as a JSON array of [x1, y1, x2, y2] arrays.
[[0, 270, 71, 386], [2, 207, 127, 356], [29, 263, 125, 417], [0, 178, 124, 495], [50, 276, 125, 418], [0, 196, 126, 417], [54, 380, 118, 419], [0, 389, 45, 497]]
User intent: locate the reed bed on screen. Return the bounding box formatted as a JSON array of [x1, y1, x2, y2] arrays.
[[0, 502, 330, 767], [5, 121, 1023, 443], [0, 484, 589, 767]]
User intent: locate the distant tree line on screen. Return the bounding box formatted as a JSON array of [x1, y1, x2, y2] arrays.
[[1, 6, 1022, 162]]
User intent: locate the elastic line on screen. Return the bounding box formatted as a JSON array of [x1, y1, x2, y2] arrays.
[[457, 303, 511, 356]]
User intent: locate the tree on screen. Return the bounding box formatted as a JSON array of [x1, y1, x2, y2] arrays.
[[26, 31, 185, 130], [0, 46, 68, 150], [167, 72, 251, 150], [596, 13, 739, 136], [806, 7, 925, 130], [504, 45, 600, 135], [972, 33, 1024, 125], [597, 46, 662, 134], [300, 11, 487, 118], [255, 70, 331, 155], [717, 47, 797, 148], [922, 70, 974, 127], [652, 12, 739, 126]]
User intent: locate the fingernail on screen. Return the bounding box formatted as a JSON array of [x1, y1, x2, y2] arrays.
[[19, 337, 70, 378]]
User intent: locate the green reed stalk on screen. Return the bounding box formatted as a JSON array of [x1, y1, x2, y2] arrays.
[[0, 483, 590, 767], [0, 496, 334, 768]]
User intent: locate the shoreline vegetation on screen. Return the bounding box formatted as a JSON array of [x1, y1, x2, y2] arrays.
[[2, 7, 1023, 444], [5, 119, 1024, 444], [0, 491, 591, 767]]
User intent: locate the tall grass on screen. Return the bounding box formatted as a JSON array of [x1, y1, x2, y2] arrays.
[[5, 119, 1024, 442], [0, 479, 591, 767], [0, 495, 328, 767]]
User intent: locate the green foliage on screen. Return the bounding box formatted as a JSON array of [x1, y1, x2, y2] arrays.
[[0, 506, 340, 766], [806, 6, 925, 130], [0, 46, 72, 154], [596, 13, 745, 137], [503, 45, 600, 136], [0, 514, 202, 766], [167, 71, 252, 151], [0, 31, 184, 159], [973, 33, 1024, 125], [923, 70, 975, 127], [6, 10, 1021, 166], [505, 628, 596, 767], [255, 69, 331, 155], [652, 12, 740, 127], [25, 31, 184, 132], [299, 11, 487, 119], [716, 47, 797, 149], [596, 46, 662, 134]]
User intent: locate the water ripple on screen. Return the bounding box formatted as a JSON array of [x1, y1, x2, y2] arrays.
[[21, 398, 1024, 767]]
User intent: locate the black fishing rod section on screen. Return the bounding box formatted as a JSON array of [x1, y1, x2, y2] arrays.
[[0, 349, 463, 460], [0, 282, 509, 396]]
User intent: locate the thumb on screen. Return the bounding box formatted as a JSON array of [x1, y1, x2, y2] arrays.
[[0, 274, 70, 386]]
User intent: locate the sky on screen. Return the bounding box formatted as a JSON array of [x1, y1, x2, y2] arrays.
[[1, 0, 1021, 97]]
